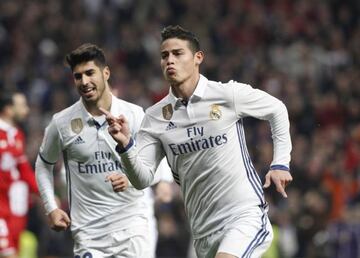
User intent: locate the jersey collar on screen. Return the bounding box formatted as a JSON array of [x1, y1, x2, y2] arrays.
[[79, 99, 95, 124], [0, 118, 15, 131], [168, 74, 208, 108], [78, 94, 118, 125], [192, 74, 208, 100]]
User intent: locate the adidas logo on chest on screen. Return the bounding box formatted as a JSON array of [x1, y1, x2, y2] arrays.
[[74, 136, 85, 144], [165, 121, 177, 131]]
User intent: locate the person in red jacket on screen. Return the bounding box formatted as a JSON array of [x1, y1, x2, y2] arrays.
[[0, 92, 38, 258]]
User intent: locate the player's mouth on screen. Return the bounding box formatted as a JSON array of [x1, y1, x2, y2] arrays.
[[81, 87, 96, 98], [166, 67, 176, 76]]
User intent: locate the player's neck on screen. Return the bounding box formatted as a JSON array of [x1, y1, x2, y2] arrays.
[[83, 89, 112, 116], [171, 73, 200, 101], [0, 114, 14, 126]]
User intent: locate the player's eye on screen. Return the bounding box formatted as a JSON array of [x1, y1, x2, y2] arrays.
[[85, 70, 95, 76], [161, 52, 169, 59], [172, 50, 183, 56], [74, 73, 82, 80]]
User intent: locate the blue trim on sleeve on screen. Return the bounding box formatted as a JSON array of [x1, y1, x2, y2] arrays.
[[270, 165, 289, 171], [115, 138, 134, 154], [39, 153, 57, 165]]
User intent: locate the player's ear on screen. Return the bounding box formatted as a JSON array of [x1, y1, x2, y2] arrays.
[[103, 66, 110, 81], [194, 51, 204, 66]]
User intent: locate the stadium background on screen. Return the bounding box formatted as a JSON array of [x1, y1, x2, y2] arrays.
[[0, 0, 359, 257]]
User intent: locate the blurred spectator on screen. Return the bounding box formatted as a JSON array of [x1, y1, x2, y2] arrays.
[[0, 91, 39, 258], [0, 0, 359, 257]]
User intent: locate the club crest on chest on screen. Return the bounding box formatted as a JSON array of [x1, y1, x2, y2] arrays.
[[71, 118, 84, 134], [210, 104, 222, 120], [162, 104, 173, 120]]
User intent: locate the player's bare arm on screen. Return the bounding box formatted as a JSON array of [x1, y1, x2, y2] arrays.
[[263, 169, 293, 198]]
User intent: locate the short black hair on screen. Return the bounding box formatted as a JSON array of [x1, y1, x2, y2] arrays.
[[161, 25, 200, 53], [65, 43, 106, 71], [0, 91, 14, 112]]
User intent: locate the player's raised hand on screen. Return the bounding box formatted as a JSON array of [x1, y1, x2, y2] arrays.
[[99, 107, 131, 147], [105, 173, 129, 192], [263, 169, 292, 198], [48, 208, 71, 231]]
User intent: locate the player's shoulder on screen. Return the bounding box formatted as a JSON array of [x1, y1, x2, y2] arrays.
[[112, 96, 144, 115], [0, 119, 14, 132], [52, 100, 83, 123], [144, 94, 170, 117], [212, 79, 256, 99], [209, 79, 250, 89], [0, 127, 9, 140]]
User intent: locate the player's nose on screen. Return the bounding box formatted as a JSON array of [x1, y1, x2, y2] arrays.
[[81, 75, 91, 85]]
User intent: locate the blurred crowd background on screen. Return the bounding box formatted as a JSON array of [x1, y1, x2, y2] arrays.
[[1, 0, 359, 257]]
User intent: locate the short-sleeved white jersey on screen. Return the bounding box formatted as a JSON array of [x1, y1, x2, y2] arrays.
[[120, 75, 292, 239], [37, 95, 149, 241]]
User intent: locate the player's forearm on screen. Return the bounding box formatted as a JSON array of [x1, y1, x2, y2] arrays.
[[35, 155, 58, 214], [118, 146, 155, 189], [268, 101, 292, 167]]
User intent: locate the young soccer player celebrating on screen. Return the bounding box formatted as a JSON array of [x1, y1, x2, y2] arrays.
[[103, 25, 293, 258], [35, 43, 167, 257]]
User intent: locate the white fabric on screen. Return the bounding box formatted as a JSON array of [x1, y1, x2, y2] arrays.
[[119, 75, 292, 240], [73, 224, 151, 258], [35, 95, 150, 242], [144, 158, 174, 256], [35, 159, 56, 214], [194, 206, 273, 258]]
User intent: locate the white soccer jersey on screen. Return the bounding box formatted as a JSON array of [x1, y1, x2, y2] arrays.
[[143, 158, 174, 255], [36, 95, 149, 241], [120, 75, 292, 239]]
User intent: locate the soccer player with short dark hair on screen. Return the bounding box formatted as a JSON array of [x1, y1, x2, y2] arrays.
[[104, 25, 293, 258]]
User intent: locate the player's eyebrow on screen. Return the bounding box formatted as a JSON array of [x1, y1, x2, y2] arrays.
[[161, 48, 185, 58], [161, 48, 183, 53], [73, 69, 95, 79]]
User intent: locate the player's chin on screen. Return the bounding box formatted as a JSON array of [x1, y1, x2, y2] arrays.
[[165, 75, 180, 85], [82, 95, 97, 102]]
